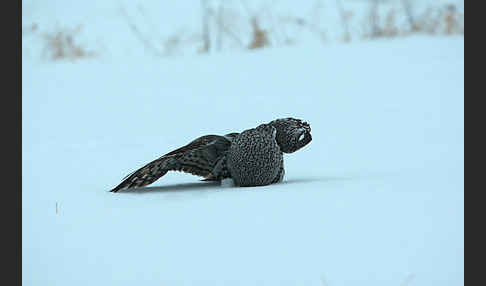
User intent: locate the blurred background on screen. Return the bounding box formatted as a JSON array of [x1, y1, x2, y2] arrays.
[[22, 0, 464, 61]]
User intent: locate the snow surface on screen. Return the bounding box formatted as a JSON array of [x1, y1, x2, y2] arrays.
[[23, 2, 464, 285]]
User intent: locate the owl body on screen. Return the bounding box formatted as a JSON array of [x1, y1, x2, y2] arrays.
[[226, 125, 283, 186]]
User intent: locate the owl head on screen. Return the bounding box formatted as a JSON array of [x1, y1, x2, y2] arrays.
[[268, 117, 312, 153]]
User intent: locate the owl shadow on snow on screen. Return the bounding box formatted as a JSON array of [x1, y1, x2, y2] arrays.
[[112, 176, 352, 195]]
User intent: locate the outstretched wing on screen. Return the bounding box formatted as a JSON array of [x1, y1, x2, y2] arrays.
[[109, 135, 232, 192]]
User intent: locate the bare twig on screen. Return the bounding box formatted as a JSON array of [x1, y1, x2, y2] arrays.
[[119, 1, 162, 56], [220, 21, 245, 48], [402, 0, 418, 31], [200, 0, 211, 53], [216, 1, 224, 51], [336, 0, 351, 42], [261, 1, 282, 45], [137, 4, 162, 38]]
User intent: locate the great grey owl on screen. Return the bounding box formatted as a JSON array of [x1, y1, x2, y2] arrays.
[[109, 118, 312, 192]]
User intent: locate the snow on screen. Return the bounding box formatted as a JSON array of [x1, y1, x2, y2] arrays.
[[221, 178, 236, 188], [22, 1, 464, 286]]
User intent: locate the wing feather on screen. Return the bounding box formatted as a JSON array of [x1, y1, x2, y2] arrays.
[[109, 135, 232, 192]]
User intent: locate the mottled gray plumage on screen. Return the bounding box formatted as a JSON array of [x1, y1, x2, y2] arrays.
[[110, 118, 311, 192], [226, 124, 283, 186]]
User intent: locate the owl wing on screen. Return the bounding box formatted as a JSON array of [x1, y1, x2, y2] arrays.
[[109, 134, 233, 192]]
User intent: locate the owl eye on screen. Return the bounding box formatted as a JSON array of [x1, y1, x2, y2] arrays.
[[298, 132, 305, 141]]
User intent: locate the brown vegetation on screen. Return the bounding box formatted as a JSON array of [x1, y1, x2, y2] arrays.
[[42, 26, 96, 61]]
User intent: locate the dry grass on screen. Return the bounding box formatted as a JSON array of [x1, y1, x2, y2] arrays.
[[162, 31, 201, 56], [363, 4, 399, 39], [248, 17, 269, 50], [190, 1, 463, 55], [37, 1, 460, 59], [444, 5, 463, 35], [42, 26, 96, 61], [363, 2, 464, 40], [22, 23, 38, 36]]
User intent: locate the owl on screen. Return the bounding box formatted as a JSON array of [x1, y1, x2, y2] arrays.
[[110, 118, 312, 192]]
